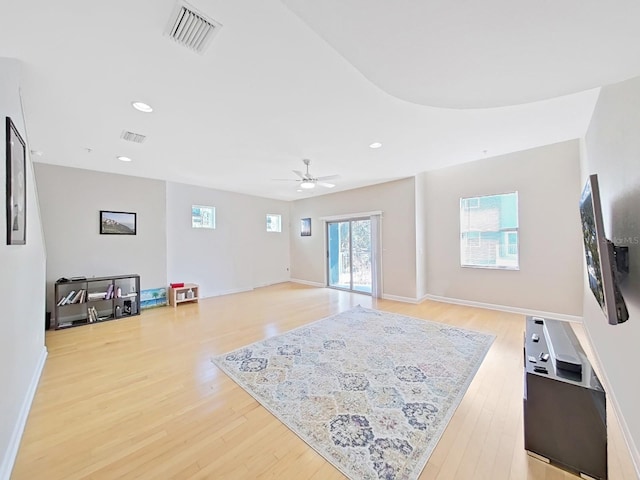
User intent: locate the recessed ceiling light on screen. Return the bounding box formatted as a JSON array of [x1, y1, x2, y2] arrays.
[[117, 156, 132, 162], [131, 101, 153, 113], [296, 189, 303, 193], [369, 142, 383, 149]]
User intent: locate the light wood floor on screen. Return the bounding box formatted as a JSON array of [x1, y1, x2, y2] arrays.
[[12, 283, 638, 479]]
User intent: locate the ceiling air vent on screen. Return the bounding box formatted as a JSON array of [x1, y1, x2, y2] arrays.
[[120, 131, 147, 144], [166, 2, 222, 54]]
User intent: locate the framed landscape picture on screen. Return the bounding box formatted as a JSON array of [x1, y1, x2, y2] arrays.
[[6, 117, 27, 245], [100, 210, 136, 235]]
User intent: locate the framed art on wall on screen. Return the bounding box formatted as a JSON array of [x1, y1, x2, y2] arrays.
[[301, 217, 311, 236], [5, 117, 26, 245], [100, 210, 137, 235]]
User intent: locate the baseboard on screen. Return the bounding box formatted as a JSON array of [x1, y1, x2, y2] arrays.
[[202, 287, 254, 298], [0, 346, 47, 480], [253, 280, 289, 289], [197, 282, 291, 299], [580, 328, 640, 478], [289, 278, 325, 288], [421, 294, 583, 323], [381, 293, 421, 304]]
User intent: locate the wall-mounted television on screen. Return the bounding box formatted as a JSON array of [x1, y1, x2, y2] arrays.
[[579, 174, 629, 325]]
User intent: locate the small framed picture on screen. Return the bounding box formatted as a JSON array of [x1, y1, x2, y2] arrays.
[[301, 218, 311, 236], [5, 117, 26, 245], [100, 210, 136, 235]]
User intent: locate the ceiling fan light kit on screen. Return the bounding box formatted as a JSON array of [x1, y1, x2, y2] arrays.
[[272, 159, 339, 192]]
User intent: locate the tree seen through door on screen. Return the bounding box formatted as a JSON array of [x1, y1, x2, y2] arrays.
[[328, 219, 371, 293]]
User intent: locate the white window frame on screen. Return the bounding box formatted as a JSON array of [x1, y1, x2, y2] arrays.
[[266, 214, 282, 233], [460, 192, 519, 270], [464, 197, 480, 209]]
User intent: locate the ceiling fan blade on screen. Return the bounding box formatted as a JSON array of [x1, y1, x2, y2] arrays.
[[315, 174, 339, 181], [317, 182, 336, 188], [292, 170, 306, 179], [272, 178, 300, 182]]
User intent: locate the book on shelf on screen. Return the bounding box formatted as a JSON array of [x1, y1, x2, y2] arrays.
[[60, 290, 76, 306], [88, 306, 99, 323], [106, 284, 114, 300], [70, 289, 84, 304]]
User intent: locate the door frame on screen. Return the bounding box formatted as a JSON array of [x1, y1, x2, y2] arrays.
[[321, 210, 382, 296], [326, 217, 370, 293]]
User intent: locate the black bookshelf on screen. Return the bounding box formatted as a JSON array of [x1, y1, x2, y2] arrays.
[[54, 274, 141, 329]]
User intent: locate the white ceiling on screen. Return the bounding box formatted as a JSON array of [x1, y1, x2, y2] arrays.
[[0, 1, 636, 201], [283, 0, 640, 108]]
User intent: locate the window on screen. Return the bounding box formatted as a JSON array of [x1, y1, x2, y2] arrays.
[[192, 205, 215, 229], [466, 231, 481, 248], [266, 214, 282, 232], [460, 192, 518, 269]]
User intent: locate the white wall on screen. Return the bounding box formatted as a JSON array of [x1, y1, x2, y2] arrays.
[[422, 140, 584, 316], [583, 76, 640, 471], [0, 58, 47, 480], [34, 164, 167, 312], [289, 178, 417, 300], [166, 182, 290, 297], [33, 166, 291, 308]]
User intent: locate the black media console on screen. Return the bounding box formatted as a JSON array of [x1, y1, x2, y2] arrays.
[[523, 316, 607, 479]]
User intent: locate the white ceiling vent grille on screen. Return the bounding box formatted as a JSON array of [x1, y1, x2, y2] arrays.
[[166, 3, 222, 54], [120, 131, 147, 144]]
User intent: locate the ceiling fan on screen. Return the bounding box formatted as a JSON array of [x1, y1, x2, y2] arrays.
[[274, 159, 339, 189]]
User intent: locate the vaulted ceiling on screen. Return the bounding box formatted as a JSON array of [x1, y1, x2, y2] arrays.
[[1, 1, 639, 200]]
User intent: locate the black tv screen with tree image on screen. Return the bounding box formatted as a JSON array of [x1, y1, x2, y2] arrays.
[[100, 210, 136, 235], [579, 174, 628, 325]]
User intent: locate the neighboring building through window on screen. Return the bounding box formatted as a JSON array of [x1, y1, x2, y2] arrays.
[[192, 205, 215, 229], [266, 214, 282, 232], [460, 192, 519, 269]]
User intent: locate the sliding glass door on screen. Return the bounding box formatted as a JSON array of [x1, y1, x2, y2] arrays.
[[327, 218, 371, 294]]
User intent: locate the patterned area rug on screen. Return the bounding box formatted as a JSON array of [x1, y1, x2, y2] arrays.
[[212, 306, 495, 480]]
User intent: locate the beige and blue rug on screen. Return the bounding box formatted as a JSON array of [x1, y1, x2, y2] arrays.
[[213, 306, 494, 480]]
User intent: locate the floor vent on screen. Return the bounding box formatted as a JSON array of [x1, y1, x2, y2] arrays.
[[166, 2, 222, 54], [120, 131, 146, 144]]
